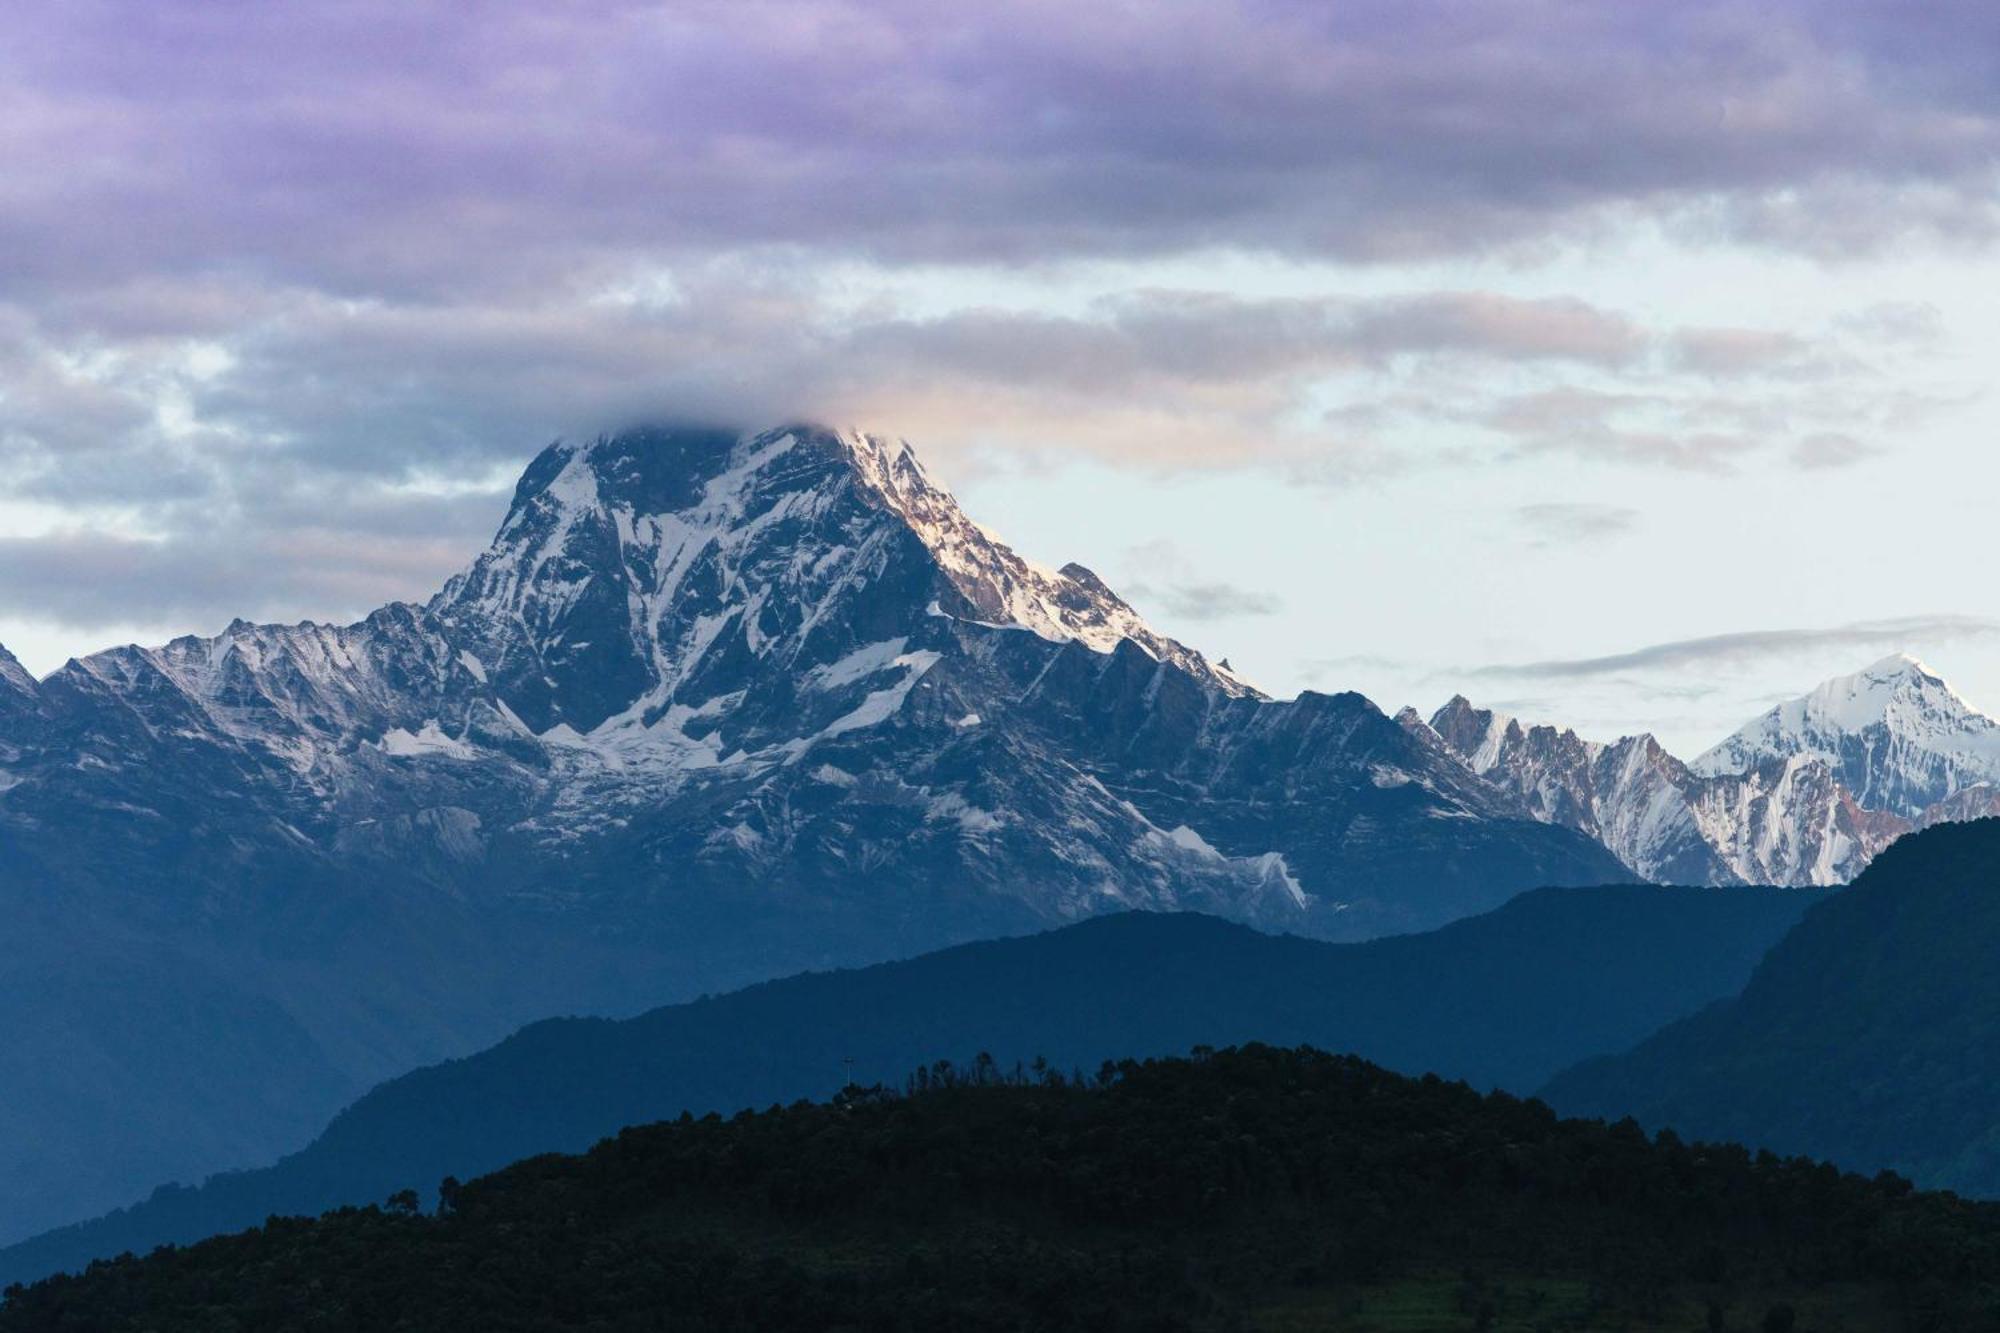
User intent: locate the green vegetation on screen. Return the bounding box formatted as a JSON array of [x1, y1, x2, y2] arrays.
[[7, 1045, 1999, 1331]]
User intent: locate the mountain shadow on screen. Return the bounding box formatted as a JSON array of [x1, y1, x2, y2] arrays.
[[1544, 817, 2000, 1196], [0, 883, 1814, 1287]]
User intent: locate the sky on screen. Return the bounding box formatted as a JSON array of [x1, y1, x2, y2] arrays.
[[6, 1, 2000, 756]]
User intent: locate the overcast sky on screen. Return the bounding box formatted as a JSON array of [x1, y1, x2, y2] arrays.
[[6, 1, 2000, 755]]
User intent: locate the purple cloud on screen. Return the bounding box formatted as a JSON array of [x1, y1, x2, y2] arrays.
[[6, 0, 2000, 300], [1668, 328, 1817, 378]]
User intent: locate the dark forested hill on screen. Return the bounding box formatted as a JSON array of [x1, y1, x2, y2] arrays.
[[1544, 818, 2000, 1196], [0, 885, 1815, 1288], [7, 1045, 1999, 1333]]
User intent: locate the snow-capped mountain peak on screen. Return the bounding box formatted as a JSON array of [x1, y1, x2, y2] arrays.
[[432, 423, 1249, 735], [1692, 652, 2000, 816], [1769, 653, 1974, 734], [0, 418, 1627, 949]]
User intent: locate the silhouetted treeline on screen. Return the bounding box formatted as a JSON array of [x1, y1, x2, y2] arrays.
[[7, 1045, 2000, 1331]]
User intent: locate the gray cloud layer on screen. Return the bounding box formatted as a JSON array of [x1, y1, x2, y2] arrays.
[[0, 273, 1950, 631], [1118, 539, 1283, 624], [1124, 581, 1285, 621], [1514, 502, 1640, 546]]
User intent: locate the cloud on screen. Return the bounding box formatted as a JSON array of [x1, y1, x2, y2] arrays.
[[6, 0, 2000, 296], [0, 517, 490, 633], [1467, 615, 2000, 679], [0, 278, 1813, 516], [1336, 293, 1646, 366], [1514, 502, 1639, 546], [1668, 328, 1816, 377], [1118, 539, 1282, 621], [1126, 581, 1284, 621], [1836, 301, 1946, 346], [1298, 653, 1414, 689], [1484, 389, 1764, 473], [1791, 431, 1881, 468], [837, 290, 1646, 410], [1471, 354, 1939, 474], [0, 265, 1949, 633]]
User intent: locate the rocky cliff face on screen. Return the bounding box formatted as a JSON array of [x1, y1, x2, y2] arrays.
[[1419, 695, 1915, 887]]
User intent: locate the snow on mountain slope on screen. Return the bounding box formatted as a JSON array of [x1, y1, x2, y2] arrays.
[[1683, 754, 1911, 887], [836, 430, 1245, 690], [409, 424, 1283, 850], [1692, 654, 2000, 816], [0, 643, 40, 727], [1423, 698, 1729, 884], [0, 644, 35, 700], [1425, 653, 2000, 888], [1420, 696, 1908, 886], [1915, 782, 2000, 827]]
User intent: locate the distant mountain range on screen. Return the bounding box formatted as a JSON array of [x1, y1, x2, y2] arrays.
[[1417, 654, 2000, 886], [0, 883, 1816, 1288], [1543, 816, 2000, 1197]]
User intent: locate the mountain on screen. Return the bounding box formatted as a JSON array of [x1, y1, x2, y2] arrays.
[[1542, 818, 2000, 1196], [1421, 699, 1732, 884], [0, 644, 39, 731], [0, 887, 1816, 1287], [1694, 654, 2000, 816], [1418, 696, 1908, 886], [11, 1046, 2000, 1333], [1419, 655, 2000, 888], [0, 423, 1629, 1246]]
